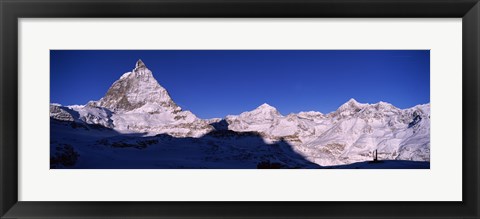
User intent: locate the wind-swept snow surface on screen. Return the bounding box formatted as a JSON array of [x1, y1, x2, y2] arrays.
[[51, 60, 430, 169]]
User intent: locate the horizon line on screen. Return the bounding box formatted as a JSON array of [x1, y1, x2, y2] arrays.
[[50, 98, 431, 120]]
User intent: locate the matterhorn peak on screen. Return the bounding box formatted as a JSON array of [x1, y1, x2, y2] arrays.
[[257, 103, 275, 109], [135, 59, 146, 69], [93, 59, 180, 113], [347, 98, 360, 104]]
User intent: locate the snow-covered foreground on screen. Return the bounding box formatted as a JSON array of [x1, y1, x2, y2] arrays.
[[325, 160, 429, 169], [50, 60, 430, 169], [50, 119, 320, 169]]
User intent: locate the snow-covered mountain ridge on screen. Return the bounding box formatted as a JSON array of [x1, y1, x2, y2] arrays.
[[51, 60, 430, 167]]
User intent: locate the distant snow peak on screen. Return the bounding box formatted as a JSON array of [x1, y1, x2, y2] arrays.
[[253, 103, 281, 116], [337, 98, 366, 112], [297, 111, 324, 119], [55, 59, 213, 137], [50, 57, 431, 167], [132, 59, 153, 79], [91, 59, 182, 116]]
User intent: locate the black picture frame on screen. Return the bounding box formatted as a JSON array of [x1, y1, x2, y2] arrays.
[[1, 0, 479, 218]]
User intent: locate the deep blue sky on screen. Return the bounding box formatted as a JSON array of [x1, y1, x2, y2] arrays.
[[51, 50, 430, 119]]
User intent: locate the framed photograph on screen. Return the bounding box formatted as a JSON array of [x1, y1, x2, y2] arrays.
[[1, 0, 479, 218]]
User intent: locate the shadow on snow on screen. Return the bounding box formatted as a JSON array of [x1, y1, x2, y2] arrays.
[[50, 119, 322, 169]]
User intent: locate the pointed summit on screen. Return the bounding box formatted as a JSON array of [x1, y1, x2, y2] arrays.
[[257, 103, 275, 110], [135, 59, 146, 69], [254, 103, 281, 114], [249, 103, 281, 117], [337, 98, 366, 112], [92, 59, 180, 113], [346, 98, 359, 105]]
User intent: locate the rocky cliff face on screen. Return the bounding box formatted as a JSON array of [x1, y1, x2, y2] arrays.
[[50, 104, 74, 122]]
